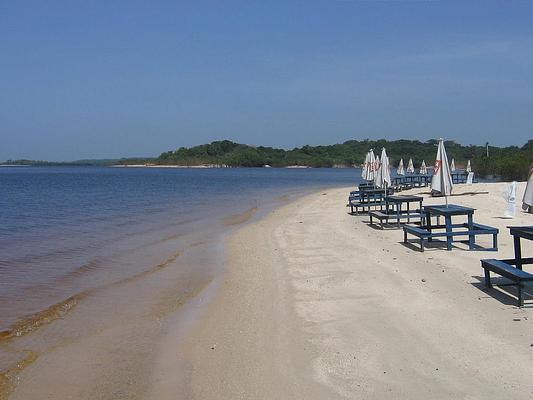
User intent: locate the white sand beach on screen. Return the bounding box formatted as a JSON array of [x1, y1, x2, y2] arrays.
[[185, 182, 533, 399]]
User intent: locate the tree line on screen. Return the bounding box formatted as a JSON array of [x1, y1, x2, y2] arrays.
[[129, 139, 532, 180]]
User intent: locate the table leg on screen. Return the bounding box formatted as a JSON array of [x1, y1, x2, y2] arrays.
[[514, 236, 523, 270], [427, 211, 432, 242], [397, 203, 401, 227], [445, 216, 452, 250], [467, 214, 474, 250]]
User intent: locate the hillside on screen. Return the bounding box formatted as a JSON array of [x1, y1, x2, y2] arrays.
[[122, 139, 532, 180]]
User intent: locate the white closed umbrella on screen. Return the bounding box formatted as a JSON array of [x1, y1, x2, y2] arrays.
[[373, 155, 381, 186], [362, 149, 376, 181], [466, 160, 472, 173], [375, 147, 391, 190], [407, 158, 415, 174], [431, 139, 454, 206], [450, 158, 456, 172], [361, 152, 370, 179], [419, 160, 427, 175], [397, 159, 405, 176]]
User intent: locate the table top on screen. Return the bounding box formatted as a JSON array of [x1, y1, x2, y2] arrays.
[[386, 195, 424, 203], [423, 204, 475, 216], [508, 226, 533, 241]]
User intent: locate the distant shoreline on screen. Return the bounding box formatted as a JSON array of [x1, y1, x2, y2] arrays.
[[112, 164, 315, 169]]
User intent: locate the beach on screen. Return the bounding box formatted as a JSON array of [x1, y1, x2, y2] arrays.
[[5, 180, 533, 399], [185, 181, 532, 399]]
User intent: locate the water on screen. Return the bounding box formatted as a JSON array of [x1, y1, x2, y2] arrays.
[[0, 166, 360, 334]]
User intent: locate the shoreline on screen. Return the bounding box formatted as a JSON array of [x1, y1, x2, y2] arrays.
[[5, 181, 533, 399], [1, 184, 335, 399]]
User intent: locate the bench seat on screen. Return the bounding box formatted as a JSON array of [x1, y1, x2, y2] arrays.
[[481, 259, 533, 306], [403, 223, 499, 252], [369, 211, 424, 229]]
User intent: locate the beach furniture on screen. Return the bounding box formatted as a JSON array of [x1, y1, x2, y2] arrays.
[[369, 195, 424, 229], [348, 183, 377, 203], [392, 175, 431, 192], [403, 204, 499, 252], [450, 172, 471, 184], [481, 226, 533, 306], [349, 188, 392, 215]]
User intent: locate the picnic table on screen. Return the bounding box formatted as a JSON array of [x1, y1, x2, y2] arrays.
[[403, 204, 498, 252], [392, 175, 432, 191], [481, 226, 533, 306], [451, 172, 467, 184], [369, 195, 424, 228], [509, 226, 533, 270], [349, 188, 390, 215]]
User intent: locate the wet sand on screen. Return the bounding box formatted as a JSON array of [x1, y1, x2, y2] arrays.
[[185, 182, 533, 399]]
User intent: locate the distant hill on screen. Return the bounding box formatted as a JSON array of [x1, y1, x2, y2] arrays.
[[1, 158, 154, 167], [118, 139, 532, 180]]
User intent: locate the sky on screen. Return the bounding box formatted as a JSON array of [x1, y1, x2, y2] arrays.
[[1, 0, 532, 161]]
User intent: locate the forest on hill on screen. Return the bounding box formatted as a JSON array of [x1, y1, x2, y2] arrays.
[[132, 139, 533, 180]]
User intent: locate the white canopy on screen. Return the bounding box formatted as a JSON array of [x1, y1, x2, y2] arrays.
[[375, 148, 391, 189], [431, 139, 454, 201], [407, 158, 415, 174], [419, 160, 427, 175], [397, 159, 405, 176]]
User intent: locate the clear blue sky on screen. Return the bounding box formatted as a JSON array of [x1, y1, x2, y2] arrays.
[[1, 0, 532, 161]]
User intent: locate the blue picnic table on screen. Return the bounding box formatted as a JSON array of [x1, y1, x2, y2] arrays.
[[369, 194, 424, 228], [481, 226, 533, 306], [404, 204, 498, 252], [387, 195, 423, 225]]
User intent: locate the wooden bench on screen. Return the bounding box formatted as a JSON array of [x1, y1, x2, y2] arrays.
[[403, 223, 498, 252], [481, 258, 533, 306], [403, 225, 432, 250], [369, 211, 424, 229]]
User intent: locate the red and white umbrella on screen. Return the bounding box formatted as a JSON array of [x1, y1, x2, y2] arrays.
[[361, 149, 376, 181], [431, 139, 454, 205]]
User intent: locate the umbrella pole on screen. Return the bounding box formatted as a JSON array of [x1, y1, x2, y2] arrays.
[[445, 195, 448, 208]]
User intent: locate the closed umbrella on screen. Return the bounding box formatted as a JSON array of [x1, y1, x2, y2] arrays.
[[419, 160, 428, 175], [397, 159, 405, 176], [450, 158, 456, 172], [362, 149, 376, 181], [375, 148, 391, 190], [373, 155, 381, 186], [431, 139, 454, 206], [361, 152, 370, 179], [407, 158, 415, 174], [466, 160, 472, 173]]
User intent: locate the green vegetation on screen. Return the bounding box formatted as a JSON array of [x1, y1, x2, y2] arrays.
[[123, 139, 532, 180], [4, 139, 531, 180]]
